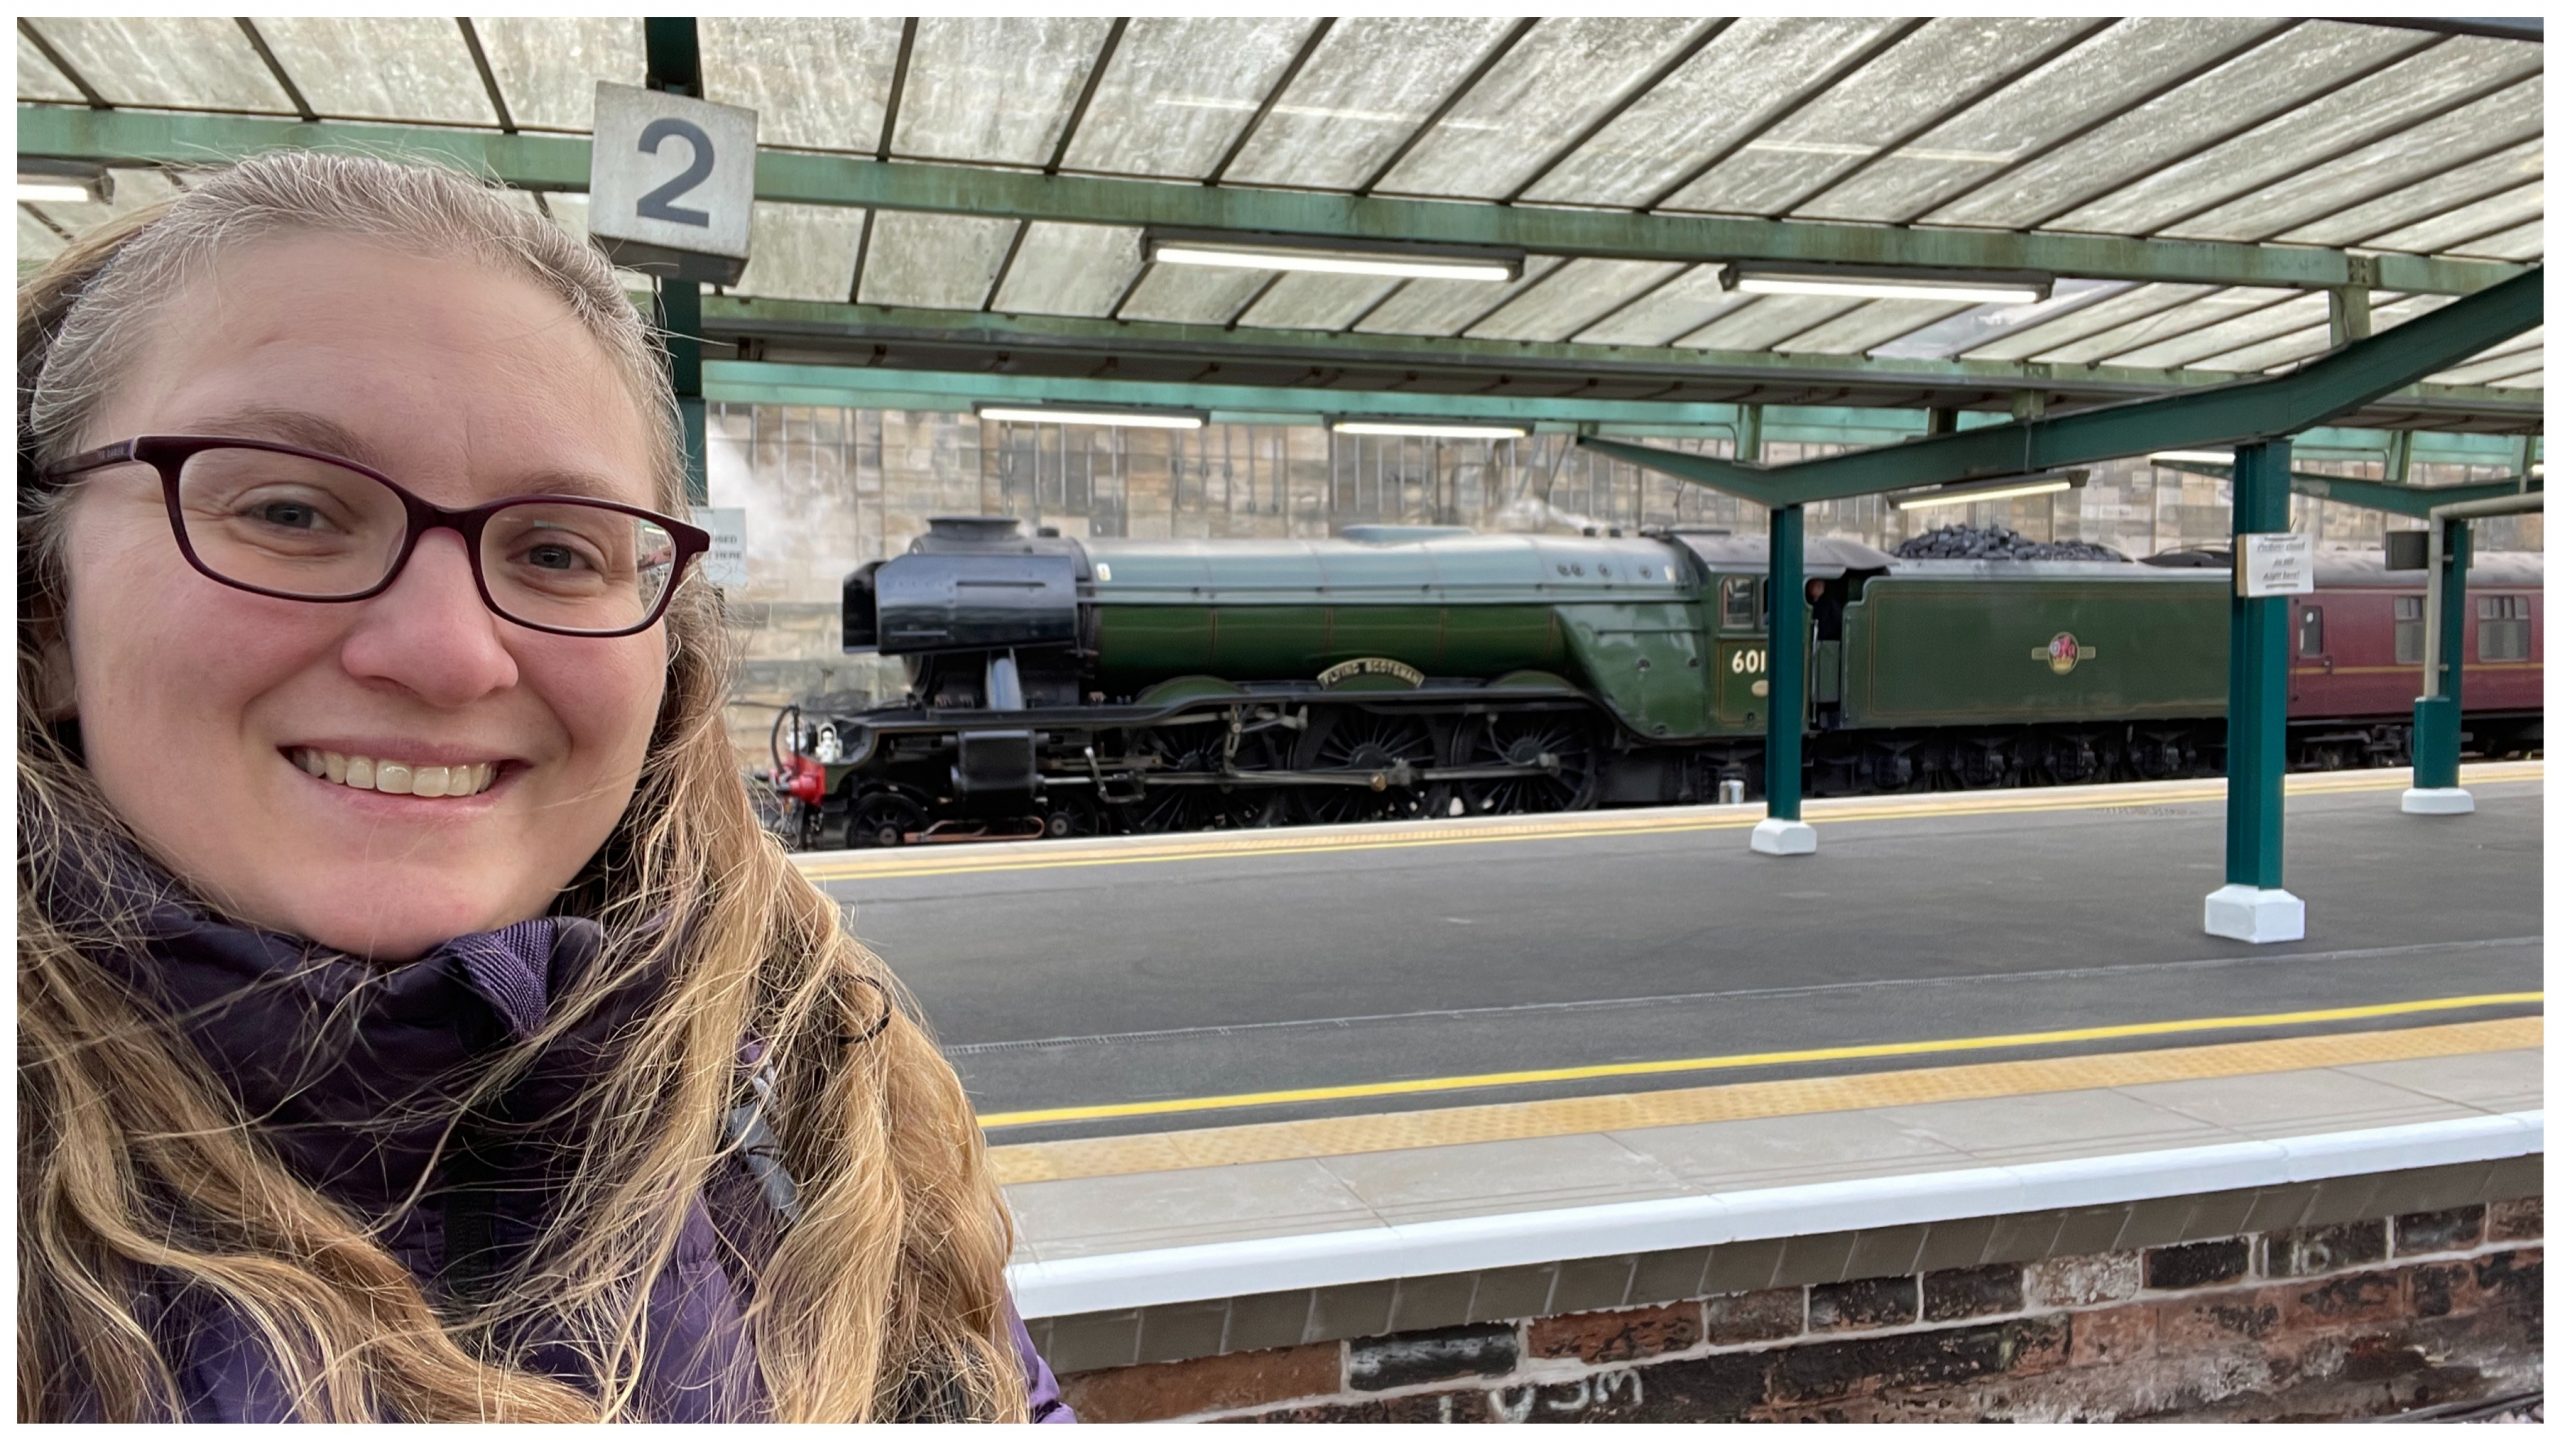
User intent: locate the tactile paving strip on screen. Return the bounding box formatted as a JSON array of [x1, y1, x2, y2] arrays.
[[986, 1017, 2541, 1185]]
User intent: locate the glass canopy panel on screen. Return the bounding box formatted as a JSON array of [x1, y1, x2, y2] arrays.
[[1374, 17, 1706, 199], [1222, 16, 1519, 190], [2164, 85, 2542, 242], [1523, 17, 1900, 208], [1960, 283, 2218, 361], [1675, 295, 1866, 352], [27, 18, 292, 112], [2277, 140, 2542, 247], [2044, 38, 2546, 236], [1793, 17, 2280, 223], [1921, 22, 2429, 229], [2361, 186, 2547, 256], [1657, 17, 2089, 218], [991, 222, 1143, 317], [1467, 259, 1684, 342], [1061, 17, 1319, 179], [894, 17, 1118, 165], [471, 18, 643, 131], [2447, 219, 2544, 261], [1773, 301, 1973, 357], [1572, 266, 1745, 347], [730, 203, 864, 304], [1352, 254, 1566, 337], [2423, 330, 2541, 387], [1872, 281, 2133, 360], [2196, 293, 2450, 375], [700, 18, 901, 152], [18, 32, 82, 101], [858, 212, 1019, 309], [2027, 287, 2288, 365], [2101, 292, 2331, 371], [19, 209, 66, 267], [1117, 262, 1267, 325], [252, 18, 495, 125], [1236, 272, 1401, 331], [2485, 370, 2541, 389]]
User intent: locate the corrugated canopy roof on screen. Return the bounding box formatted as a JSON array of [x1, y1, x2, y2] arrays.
[[16, 16, 2546, 433]]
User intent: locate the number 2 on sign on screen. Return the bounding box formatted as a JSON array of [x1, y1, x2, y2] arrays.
[[1729, 648, 1767, 675], [636, 118, 715, 226]]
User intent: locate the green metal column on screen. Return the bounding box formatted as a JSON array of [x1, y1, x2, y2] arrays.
[[2411, 520, 2471, 792], [1766, 504, 1805, 821], [1750, 499, 1815, 856], [661, 282, 710, 506], [644, 17, 709, 507], [2209, 439, 2301, 939]]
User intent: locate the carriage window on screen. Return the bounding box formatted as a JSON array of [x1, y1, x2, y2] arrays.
[[2297, 606, 2324, 656], [1720, 576, 1761, 632], [2478, 594, 2531, 662], [2394, 596, 2423, 665]]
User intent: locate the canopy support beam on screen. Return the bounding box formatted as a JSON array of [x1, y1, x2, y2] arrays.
[[1577, 269, 2543, 508], [14, 106, 2531, 297]]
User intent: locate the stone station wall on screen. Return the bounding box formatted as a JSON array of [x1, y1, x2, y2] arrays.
[[1030, 1182, 2541, 1423]]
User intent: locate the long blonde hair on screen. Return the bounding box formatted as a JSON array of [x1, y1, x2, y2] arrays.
[[17, 151, 1027, 1422]]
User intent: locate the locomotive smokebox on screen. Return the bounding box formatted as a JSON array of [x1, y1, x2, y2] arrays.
[[844, 515, 1083, 656]]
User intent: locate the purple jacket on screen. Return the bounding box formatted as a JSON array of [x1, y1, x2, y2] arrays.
[[74, 895, 1070, 1423]]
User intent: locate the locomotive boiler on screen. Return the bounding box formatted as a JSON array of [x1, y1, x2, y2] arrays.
[[767, 516, 2541, 849]]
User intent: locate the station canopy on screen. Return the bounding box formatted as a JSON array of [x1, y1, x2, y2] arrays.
[[17, 17, 2545, 438]]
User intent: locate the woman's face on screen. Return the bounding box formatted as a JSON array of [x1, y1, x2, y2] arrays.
[[59, 234, 671, 960]]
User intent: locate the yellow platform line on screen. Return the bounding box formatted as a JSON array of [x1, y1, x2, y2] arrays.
[[978, 991, 2543, 1132], [801, 761, 2541, 883], [986, 1015, 2543, 1185]]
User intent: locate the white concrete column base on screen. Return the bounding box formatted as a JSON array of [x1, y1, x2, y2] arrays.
[[2400, 787, 2476, 815], [2203, 884, 2306, 944], [1750, 818, 1818, 856]]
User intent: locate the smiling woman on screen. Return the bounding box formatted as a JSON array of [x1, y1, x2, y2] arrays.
[[16, 152, 1067, 1423]]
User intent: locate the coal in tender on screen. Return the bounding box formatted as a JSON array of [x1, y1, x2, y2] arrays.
[[1891, 523, 2127, 563]]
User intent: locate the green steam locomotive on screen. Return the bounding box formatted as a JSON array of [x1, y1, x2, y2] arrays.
[[765, 515, 2540, 849]]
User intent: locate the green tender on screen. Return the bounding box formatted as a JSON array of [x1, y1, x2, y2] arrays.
[[1841, 571, 2232, 729]]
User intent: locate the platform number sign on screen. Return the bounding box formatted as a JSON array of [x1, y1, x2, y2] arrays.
[[587, 83, 758, 286]]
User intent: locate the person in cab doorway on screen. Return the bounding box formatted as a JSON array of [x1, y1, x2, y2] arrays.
[[18, 151, 1069, 1423]]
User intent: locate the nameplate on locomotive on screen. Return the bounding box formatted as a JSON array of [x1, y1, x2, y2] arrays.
[[1317, 657, 1425, 689]]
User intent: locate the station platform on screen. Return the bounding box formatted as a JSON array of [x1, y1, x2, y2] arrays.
[[797, 764, 2543, 1419], [801, 762, 2542, 1141]]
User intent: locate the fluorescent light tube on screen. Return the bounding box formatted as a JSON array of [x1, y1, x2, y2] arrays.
[[1732, 274, 2047, 305], [977, 406, 1203, 430], [2148, 450, 2235, 466], [1152, 242, 1516, 283], [1889, 478, 2076, 511], [1332, 420, 1528, 440], [16, 180, 94, 204], [1723, 262, 2052, 307]]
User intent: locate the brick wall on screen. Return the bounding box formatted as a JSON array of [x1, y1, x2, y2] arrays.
[[1044, 1196, 2541, 1423]]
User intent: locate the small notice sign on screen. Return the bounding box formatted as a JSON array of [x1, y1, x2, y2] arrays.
[[692, 506, 747, 587], [2237, 531, 2313, 598]]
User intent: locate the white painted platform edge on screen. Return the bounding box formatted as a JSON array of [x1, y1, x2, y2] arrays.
[[2204, 883, 2306, 943], [1749, 818, 1817, 855], [2402, 787, 2477, 815], [1006, 1111, 2541, 1319]]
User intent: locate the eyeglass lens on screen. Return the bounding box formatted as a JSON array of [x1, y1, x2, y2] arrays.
[[175, 446, 679, 633]]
